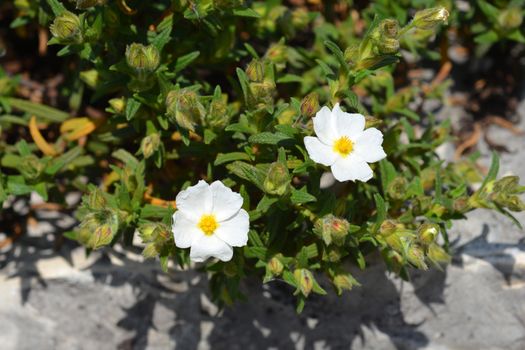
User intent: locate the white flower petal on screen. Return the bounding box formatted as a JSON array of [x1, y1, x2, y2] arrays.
[[331, 155, 374, 182], [172, 211, 202, 248], [336, 111, 365, 139], [354, 128, 387, 163], [304, 136, 338, 166], [215, 209, 250, 247], [210, 181, 243, 221], [313, 105, 337, 144], [175, 180, 212, 221], [189, 234, 233, 262]]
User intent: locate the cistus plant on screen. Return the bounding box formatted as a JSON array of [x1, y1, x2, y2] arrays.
[[0, 0, 524, 312]]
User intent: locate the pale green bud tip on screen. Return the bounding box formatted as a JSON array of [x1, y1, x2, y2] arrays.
[[294, 268, 314, 297], [263, 162, 290, 196], [50, 11, 82, 44], [109, 97, 126, 113], [246, 59, 265, 82], [300, 92, 320, 118], [412, 7, 449, 30], [141, 133, 161, 159], [498, 8, 523, 30], [126, 43, 160, 73], [417, 222, 439, 245], [80, 69, 99, 88], [268, 256, 284, 276]]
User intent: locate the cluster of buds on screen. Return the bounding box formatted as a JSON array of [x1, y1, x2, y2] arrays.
[[139, 222, 172, 259], [263, 162, 290, 196], [50, 11, 83, 44], [314, 214, 350, 246], [470, 176, 525, 212], [245, 59, 276, 109], [166, 89, 206, 131]]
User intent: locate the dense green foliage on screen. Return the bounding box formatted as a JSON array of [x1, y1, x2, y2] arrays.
[[1, 0, 525, 311]]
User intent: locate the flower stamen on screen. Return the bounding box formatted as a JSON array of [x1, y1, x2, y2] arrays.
[[198, 214, 219, 236], [333, 136, 354, 157]]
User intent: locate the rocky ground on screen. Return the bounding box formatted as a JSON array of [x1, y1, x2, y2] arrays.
[[1, 98, 525, 350]]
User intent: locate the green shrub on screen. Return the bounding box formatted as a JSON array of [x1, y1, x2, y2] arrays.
[[1, 0, 524, 312]]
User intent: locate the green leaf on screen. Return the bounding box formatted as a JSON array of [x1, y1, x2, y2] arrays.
[[5, 98, 69, 122], [324, 40, 349, 73], [214, 152, 251, 166], [480, 152, 500, 190], [46, 0, 66, 16], [174, 51, 200, 73], [232, 8, 261, 18], [112, 149, 139, 168], [125, 97, 141, 121], [248, 132, 293, 145], [226, 161, 266, 190], [291, 187, 317, 204]]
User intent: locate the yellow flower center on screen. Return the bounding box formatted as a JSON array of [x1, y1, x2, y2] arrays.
[[333, 136, 354, 157], [197, 214, 219, 236]]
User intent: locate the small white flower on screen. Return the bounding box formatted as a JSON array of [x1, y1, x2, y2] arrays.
[[172, 180, 249, 262], [304, 103, 386, 182]]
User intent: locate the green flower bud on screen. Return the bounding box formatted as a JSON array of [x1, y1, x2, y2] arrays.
[[314, 214, 350, 246], [412, 7, 449, 30], [140, 133, 161, 159], [263, 162, 290, 196], [498, 8, 523, 31], [266, 41, 287, 65], [323, 246, 343, 262], [417, 222, 439, 245], [380, 19, 399, 38], [413, 196, 432, 215], [109, 97, 126, 114], [300, 92, 320, 118], [332, 273, 357, 295], [453, 196, 470, 213], [50, 11, 83, 44], [246, 59, 265, 82], [268, 255, 284, 276], [294, 268, 314, 297], [427, 243, 451, 265], [377, 37, 400, 54], [166, 89, 205, 131], [125, 43, 160, 77], [387, 177, 408, 200], [208, 97, 230, 130], [142, 243, 158, 259], [19, 155, 45, 180], [379, 220, 398, 237], [80, 69, 99, 88], [87, 188, 107, 209], [77, 209, 119, 249], [291, 8, 310, 30], [407, 244, 428, 270], [493, 176, 520, 193], [249, 81, 276, 107]]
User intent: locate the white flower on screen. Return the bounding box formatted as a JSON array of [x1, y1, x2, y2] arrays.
[[172, 180, 250, 262], [304, 103, 386, 182]]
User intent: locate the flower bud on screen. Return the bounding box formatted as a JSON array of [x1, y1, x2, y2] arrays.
[[417, 222, 439, 245], [300, 92, 320, 118], [266, 41, 287, 65], [77, 209, 119, 249], [19, 155, 44, 180], [387, 177, 408, 200], [493, 176, 520, 193], [291, 8, 310, 30], [246, 59, 265, 82], [50, 11, 83, 44], [314, 214, 350, 246], [208, 98, 230, 130], [377, 37, 400, 54], [166, 89, 205, 131], [80, 69, 99, 88], [142, 243, 158, 259], [407, 243, 428, 270], [413, 196, 432, 215], [427, 243, 451, 265], [380, 19, 399, 38], [140, 133, 161, 159], [268, 255, 284, 276], [87, 188, 107, 209], [294, 268, 314, 297], [263, 162, 290, 196], [412, 7, 449, 30], [379, 219, 398, 237], [498, 8, 523, 31], [109, 97, 126, 114], [126, 43, 160, 77], [332, 273, 357, 295], [453, 196, 470, 213]]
